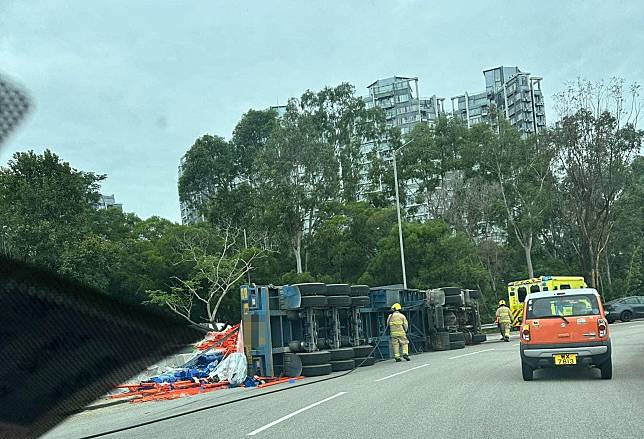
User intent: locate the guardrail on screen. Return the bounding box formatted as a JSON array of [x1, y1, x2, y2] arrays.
[[481, 323, 498, 330]]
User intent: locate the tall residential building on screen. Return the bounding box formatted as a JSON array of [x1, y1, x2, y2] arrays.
[[96, 194, 122, 211], [451, 66, 545, 136], [359, 76, 446, 221]]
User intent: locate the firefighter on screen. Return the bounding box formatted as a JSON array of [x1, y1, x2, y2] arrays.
[[496, 300, 512, 342], [387, 303, 410, 362]]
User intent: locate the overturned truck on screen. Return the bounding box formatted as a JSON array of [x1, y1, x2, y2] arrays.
[[241, 283, 486, 378]]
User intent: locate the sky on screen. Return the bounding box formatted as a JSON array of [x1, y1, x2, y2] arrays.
[[1, 0, 643, 222]]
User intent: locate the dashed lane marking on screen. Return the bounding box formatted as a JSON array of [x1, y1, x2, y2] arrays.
[[374, 363, 431, 382], [448, 348, 495, 360], [247, 392, 347, 436]]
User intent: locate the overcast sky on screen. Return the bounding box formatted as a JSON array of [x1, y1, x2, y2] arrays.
[[1, 1, 642, 222]]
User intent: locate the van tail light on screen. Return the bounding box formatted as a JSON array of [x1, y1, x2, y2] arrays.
[[598, 319, 607, 337], [521, 324, 531, 341]]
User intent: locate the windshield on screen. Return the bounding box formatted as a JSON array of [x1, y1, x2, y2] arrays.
[[526, 294, 600, 319]]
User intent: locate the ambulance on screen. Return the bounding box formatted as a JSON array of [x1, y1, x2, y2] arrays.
[[507, 276, 587, 327]]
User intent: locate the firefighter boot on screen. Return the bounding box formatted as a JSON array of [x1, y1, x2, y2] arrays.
[[395, 357, 402, 362], [403, 354, 410, 361]]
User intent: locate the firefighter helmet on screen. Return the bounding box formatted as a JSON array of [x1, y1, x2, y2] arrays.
[[498, 300, 506, 306], [391, 303, 402, 311]]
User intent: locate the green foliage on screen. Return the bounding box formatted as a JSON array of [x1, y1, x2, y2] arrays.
[[365, 219, 487, 289]]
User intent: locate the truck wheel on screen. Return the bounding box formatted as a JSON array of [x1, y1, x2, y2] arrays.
[[350, 285, 369, 297], [296, 351, 331, 366], [351, 296, 370, 307], [327, 295, 351, 307], [329, 347, 354, 361], [354, 356, 375, 367], [299, 295, 327, 308], [441, 287, 462, 296], [620, 310, 633, 322], [325, 284, 351, 296], [301, 363, 332, 377], [352, 345, 374, 357], [449, 331, 465, 342], [293, 283, 327, 296], [449, 340, 465, 350], [330, 359, 355, 371], [472, 333, 487, 344], [600, 357, 613, 380], [467, 289, 481, 299], [522, 361, 533, 381]]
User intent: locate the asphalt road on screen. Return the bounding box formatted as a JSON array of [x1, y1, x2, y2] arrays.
[[43, 321, 644, 439]]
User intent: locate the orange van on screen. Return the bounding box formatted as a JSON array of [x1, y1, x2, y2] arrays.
[[519, 288, 611, 381]]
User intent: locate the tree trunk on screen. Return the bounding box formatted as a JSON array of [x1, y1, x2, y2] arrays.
[[292, 230, 303, 273], [523, 234, 534, 278]]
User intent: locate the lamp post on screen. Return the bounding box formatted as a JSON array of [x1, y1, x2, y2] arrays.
[[392, 139, 414, 289]]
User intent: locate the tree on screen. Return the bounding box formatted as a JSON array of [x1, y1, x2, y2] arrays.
[[257, 96, 341, 273], [307, 202, 396, 282], [297, 84, 388, 202], [399, 116, 468, 219], [0, 149, 104, 268], [470, 121, 557, 278], [551, 78, 643, 289], [363, 219, 487, 290], [146, 225, 271, 325]]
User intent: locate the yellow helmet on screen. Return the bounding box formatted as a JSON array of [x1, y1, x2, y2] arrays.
[[391, 303, 402, 311], [499, 300, 506, 306]]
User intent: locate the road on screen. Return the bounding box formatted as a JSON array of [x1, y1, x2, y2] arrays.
[[43, 321, 644, 439]]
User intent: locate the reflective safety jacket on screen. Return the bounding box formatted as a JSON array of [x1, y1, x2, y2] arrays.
[[387, 311, 409, 336], [496, 305, 512, 324]]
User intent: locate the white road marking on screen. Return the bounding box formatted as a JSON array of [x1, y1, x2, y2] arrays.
[[247, 392, 347, 436], [448, 348, 495, 360], [374, 363, 430, 382]]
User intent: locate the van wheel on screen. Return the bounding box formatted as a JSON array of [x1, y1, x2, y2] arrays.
[[600, 358, 613, 380], [522, 361, 533, 381], [620, 310, 633, 322]]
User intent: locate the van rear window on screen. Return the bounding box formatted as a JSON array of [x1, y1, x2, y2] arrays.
[[526, 294, 600, 319]]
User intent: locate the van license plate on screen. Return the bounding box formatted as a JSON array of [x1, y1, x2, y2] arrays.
[[554, 354, 577, 365]]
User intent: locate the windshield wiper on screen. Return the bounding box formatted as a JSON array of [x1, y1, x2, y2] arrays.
[[556, 314, 569, 324]]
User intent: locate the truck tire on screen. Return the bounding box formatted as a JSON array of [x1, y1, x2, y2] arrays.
[[354, 356, 375, 367], [351, 296, 370, 307], [299, 295, 327, 308], [352, 345, 374, 357], [472, 333, 487, 344], [330, 359, 355, 371], [449, 331, 465, 342], [522, 361, 533, 381], [467, 289, 481, 300], [441, 287, 462, 296], [444, 295, 464, 306], [293, 283, 327, 296], [600, 357, 612, 380], [329, 347, 354, 361], [325, 284, 351, 296], [296, 351, 331, 366], [449, 340, 466, 350], [350, 285, 369, 297], [301, 363, 332, 377], [327, 295, 351, 307]]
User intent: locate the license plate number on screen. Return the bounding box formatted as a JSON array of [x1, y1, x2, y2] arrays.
[[554, 354, 577, 365]]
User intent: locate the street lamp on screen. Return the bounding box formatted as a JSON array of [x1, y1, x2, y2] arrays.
[[392, 138, 414, 290]]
